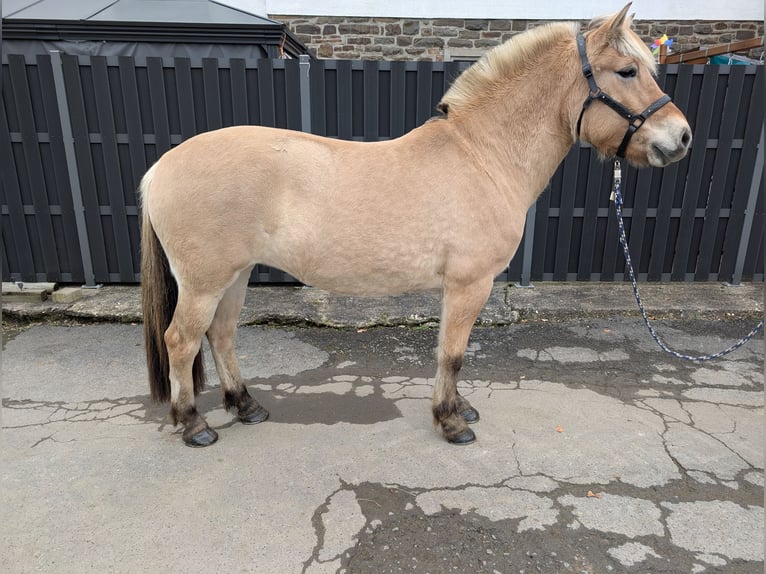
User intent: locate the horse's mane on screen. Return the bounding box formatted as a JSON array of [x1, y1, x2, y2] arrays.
[[439, 17, 656, 115]]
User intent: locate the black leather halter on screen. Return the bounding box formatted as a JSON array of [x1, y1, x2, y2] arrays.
[[575, 33, 671, 158]]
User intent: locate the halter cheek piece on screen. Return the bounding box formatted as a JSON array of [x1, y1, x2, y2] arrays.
[[575, 33, 672, 158]]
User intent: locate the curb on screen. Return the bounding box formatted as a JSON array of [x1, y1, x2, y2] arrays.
[[2, 283, 763, 328]]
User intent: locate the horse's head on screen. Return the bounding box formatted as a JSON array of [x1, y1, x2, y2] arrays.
[[576, 4, 692, 167]]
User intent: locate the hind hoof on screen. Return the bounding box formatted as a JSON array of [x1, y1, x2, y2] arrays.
[[239, 404, 269, 425], [183, 426, 218, 447], [448, 428, 476, 445], [460, 407, 480, 424]]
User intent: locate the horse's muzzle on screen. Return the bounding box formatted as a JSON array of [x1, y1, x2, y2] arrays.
[[648, 124, 692, 167]]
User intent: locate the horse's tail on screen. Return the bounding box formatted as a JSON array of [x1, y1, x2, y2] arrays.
[[140, 164, 205, 403]]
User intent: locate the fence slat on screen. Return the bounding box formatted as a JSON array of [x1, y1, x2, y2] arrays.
[[202, 58, 222, 131], [416, 61, 433, 126], [308, 58, 325, 136], [363, 60, 379, 139], [147, 57, 171, 158], [335, 60, 352, 139], [230, 58, 249, 126], [389, 61, 407, 138], [119, 57, 148, 192], [175, 58, 197, 140]]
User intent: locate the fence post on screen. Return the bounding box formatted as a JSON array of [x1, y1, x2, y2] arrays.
[[299, 55, 311, 134], [730, 126, 764, 285], [49, 50, 99, 288]]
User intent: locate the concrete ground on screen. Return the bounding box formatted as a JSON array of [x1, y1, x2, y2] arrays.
[[1, 283, 764, 573]]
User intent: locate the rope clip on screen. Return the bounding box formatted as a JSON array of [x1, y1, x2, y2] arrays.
[[610, 160, 622, 201]]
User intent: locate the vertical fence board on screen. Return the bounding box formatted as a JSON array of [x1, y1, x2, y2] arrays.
[[146, 57, 171, 158], [119, 57, 148, 192], [389, 61, 407, 138], [309, 58, 327, 136], [363, 60, 379, 139], [175, 58, 197, 140], [284, 59, 302, 132], [336, 60, 352, 139]]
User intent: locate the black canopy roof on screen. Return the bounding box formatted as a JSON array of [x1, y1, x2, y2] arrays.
[[2, 0, 307, 58]]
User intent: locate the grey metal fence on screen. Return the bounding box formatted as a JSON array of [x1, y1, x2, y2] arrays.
[[1, 54, 763, 285]]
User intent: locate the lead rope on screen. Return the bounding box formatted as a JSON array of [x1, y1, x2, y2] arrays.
[[611, 160, 763, 361]]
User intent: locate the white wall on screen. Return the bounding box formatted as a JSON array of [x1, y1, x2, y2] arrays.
[[225, 1, 764, 21]]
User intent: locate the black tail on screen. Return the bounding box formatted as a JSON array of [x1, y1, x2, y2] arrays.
[[140, 168, 205, 402]]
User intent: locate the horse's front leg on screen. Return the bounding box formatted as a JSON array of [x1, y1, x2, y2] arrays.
[[433, 275, 493, 444]]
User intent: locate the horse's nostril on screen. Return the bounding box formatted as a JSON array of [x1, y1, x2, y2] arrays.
[[681, 128, 692, 148]]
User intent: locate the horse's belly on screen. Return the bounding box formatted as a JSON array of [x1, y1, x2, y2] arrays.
[[268, 247, 445, 296]]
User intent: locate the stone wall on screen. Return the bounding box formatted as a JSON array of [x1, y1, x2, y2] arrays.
[[272, 15, 764, 61]]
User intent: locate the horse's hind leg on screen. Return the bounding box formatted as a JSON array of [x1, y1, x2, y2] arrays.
[[165, 291, 220, 447], [207, 266, 269, 425], [433, 275, 493, 444]]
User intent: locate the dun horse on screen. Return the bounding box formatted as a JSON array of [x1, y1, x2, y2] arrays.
[[141, 5, 691, 447]]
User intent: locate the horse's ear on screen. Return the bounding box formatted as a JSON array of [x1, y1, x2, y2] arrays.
[[607, 3, 633, 34]]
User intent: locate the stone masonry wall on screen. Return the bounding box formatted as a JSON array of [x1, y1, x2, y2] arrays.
[[272, 15, 764, 61]]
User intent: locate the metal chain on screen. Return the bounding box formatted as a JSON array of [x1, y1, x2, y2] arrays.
[[611, 160, 763, 361]]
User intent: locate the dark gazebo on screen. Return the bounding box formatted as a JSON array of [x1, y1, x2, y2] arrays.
[[2, 0, 307, 58]]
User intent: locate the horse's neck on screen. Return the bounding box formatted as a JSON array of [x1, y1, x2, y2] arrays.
[[451, 63, 579, 209]]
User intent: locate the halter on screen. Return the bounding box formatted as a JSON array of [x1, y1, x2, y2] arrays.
[[575, 33, 671, 158]]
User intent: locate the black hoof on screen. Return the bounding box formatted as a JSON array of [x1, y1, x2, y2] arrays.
[[239, 404, 269, 425], [460, 407, 480, 424], [447, 428, 476, 445], [183, 427, 219, 448]]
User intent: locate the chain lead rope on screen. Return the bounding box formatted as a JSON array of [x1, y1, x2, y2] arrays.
[[611, 160, 763, 361]]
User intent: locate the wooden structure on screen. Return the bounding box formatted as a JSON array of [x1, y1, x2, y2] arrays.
[[659, 37, 763, 64]]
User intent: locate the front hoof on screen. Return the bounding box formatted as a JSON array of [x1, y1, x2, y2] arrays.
[[183, 427, 219, 448], [447, 428, 476, 445], [239, 404, 269, 425], [459, 406, 480, 424]]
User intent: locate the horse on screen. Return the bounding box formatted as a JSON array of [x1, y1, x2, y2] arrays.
[[140, 4, 692, 447]]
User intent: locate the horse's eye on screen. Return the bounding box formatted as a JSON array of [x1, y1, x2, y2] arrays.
[[617, 67, 637, 79]]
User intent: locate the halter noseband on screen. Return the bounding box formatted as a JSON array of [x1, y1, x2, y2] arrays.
[[575, 33, 671, 158]]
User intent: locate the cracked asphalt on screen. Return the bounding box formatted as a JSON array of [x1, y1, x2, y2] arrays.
[[2, 293, 764, 573]]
